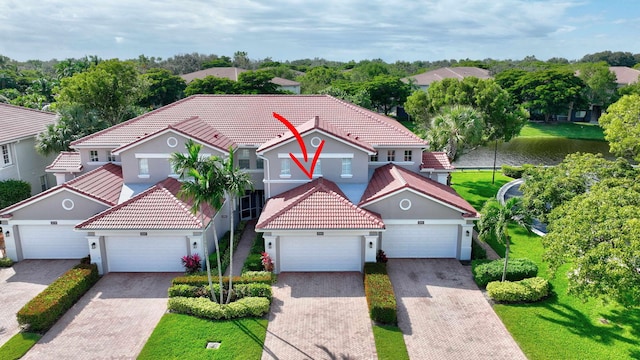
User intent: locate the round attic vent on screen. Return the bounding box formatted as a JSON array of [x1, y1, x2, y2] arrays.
[[62, 198, 75, 211], [310, 136, 322, 148], [399, 198, 412, 211], [167, 137, 178, 148]]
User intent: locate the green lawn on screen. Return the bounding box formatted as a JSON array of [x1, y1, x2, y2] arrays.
[[451, 171, 640, 360], [519, 122, 605, 141], [372, 324, 410, 360], [0, 332, 41, 360], [138, 314, 268, 360]]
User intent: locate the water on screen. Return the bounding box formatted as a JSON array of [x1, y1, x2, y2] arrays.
[[453, 137, 614, 168]]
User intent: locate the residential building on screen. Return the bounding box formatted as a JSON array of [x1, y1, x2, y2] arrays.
[[181, 67, 301, 94], [402, 67, 492, 91]]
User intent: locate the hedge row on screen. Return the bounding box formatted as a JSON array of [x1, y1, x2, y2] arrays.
[[17, 263, 99, 332], [0, 179, 31, 209], [0, 257, 14, 267], [168, 282, 272, 301], [472, 258, 538, 288], [168, 296, 270, 320], [172, 271, 273, 286], [501, 164, 534, 179], [242, 232, 265, 273], [364, 263, 397, 325], [208, 221, 246, 275], [486, 277, 550, 303]]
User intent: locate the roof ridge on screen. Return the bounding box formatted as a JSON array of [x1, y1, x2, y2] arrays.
[[0, 102, 59, 116], [390, 165, 408, 186], [257, 180, 318, 228], [158, 181, 204, 228]]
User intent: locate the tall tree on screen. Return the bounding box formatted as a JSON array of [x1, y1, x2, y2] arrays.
[[599, 94, 640, 162], [576, 62, 619, 109], [36, 105, 106, 155], [170, 140, 225, 304], [478, 197, 532, 282], [237, 70, 280, 94], [427, 105, 484, 160], [138, 68, 186, 108], [297, 66, 345, 94], [364, 75, 411, 115]]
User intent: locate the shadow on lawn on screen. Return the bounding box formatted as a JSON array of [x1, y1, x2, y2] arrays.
[[451, 179, 506, 210]]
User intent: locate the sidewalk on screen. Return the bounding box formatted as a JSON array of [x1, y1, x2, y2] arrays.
[[224, 219, 257, 276]]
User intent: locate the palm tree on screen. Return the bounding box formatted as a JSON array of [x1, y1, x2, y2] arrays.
[[221, 148, 254, 304], [428, 105, 483, 161], [478, 197, 532, 282], [170, 140, 225, 303]]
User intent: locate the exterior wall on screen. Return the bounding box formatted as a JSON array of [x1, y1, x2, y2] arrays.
[[0, 138, 56, 195], [7, 190, 109, 220], [279, 85, 301, 94], [362, 190, 463, 220], [368, 147, 422, 173], [77, 147, 116, 173], [206, 198, 231, 256]]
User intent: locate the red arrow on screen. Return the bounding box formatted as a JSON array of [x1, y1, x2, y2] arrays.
[[273, 112, 325, 179]]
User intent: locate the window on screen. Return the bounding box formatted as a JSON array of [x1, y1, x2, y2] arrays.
[[280, 158, 290, 177], [387, 150, 396, 162], [1, 145, 10, 166], [404, 150, 413, 162], [341, 158, 352, 177], [256, 157, 264, 169], [138, 158, 149, 176], [107, 153, 116, 162], [370, 154, 378, 162], [40, 175, 49, 192], [238, 149, 250, 169], [90, 150, 99, 162], [313, 159, 322, 176]]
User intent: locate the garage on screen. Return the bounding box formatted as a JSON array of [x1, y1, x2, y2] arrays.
[[383, 224, 458, 258], [19, 225, 88, 259], [279, 235, 362, 272], [105, 236, 187, 272]]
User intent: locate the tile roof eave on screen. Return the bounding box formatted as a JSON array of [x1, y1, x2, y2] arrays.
[[255, 226, 386, 231]]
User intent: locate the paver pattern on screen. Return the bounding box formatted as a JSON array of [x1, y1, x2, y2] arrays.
[[22, 272, 177, 360], [0, 259, 76, 347], [262, 272, 377, 360], [387, 259, 526, 360]]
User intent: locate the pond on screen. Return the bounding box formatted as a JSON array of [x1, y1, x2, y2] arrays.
[[453, 137, 614, 168]]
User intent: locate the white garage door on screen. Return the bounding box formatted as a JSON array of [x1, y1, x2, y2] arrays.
[[383, 224, 458, 258], [106, 236, 187, 272], [280, 236, 362, 272], [20, 225, 88, 259]]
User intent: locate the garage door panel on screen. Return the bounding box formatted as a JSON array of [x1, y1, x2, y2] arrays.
[[383, 224, 458, 258], [106, 236, 186, 272], [280, 236, 361, 272], [20, 225, 88, 259]]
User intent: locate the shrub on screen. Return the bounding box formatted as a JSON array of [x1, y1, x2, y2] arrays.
[[172, 272, 273, 286], [472, 258, 538, 288], [471, 240, 487, 260], [501, 164, 534, 179], [167, 296, 270, 320], [486, 277, 550, 303], [209, 221, 246, 275], [234, 283, 272, 301], [0, 257, 14, 267], [364, 263, 397, 325], [376, 250, 388, 263], [168, 282, 271, 302], [17, 263, 99, 332], [261, 252, 273, 272], [181, 254, 202, 274], [243, 253, 263, 272], [0, 179, 31, 209]]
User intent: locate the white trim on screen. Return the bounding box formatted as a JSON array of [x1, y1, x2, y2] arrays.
[[368, 161, 415, 166], [62, 199, 75, 211], [1, 187, 111, 214], [373, 145, 426, 149], [111, 128, 230, 155], [279, 174, 292, 179], [137, 174, 150, 179], [259, 229, 382, 236], [362, 188, 472, 215], [399, 198, 412, 210], [383, 219, 467, 225], [87, 161, 108, 166], [264, 179, 309, 184], [8, 220, 84, 226], [258, 129, 376, 155], [243, 169, 265, 174], [277, 152, 355, 159], [340, 174, 354, 178]]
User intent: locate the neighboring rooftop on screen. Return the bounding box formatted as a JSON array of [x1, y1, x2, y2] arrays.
[[420, 152, 454, 170], [0, 103, 57, 144], [403, 67, 491, 87], [180, 67, 300, 87], [46, 152, 83, 173], [609, 66, 640, 85]]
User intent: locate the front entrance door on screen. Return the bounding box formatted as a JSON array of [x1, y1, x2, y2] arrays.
[[240, 190, 264, 220]]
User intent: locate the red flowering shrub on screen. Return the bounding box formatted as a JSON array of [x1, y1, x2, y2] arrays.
[[181, 254, 202, 274], [261, 252, 273, 272]]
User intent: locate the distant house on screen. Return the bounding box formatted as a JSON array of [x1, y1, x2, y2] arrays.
[[609, 66, 640, 87], [181, 67, 301, 94], [0, 103, 58, 195], [402, 67, 492, 91]]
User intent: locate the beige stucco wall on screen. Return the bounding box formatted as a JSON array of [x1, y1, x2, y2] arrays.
[[8, 189, 110, 220], [0, 138, 56, 195]]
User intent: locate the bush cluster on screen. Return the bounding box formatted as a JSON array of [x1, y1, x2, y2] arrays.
[[0, 257, 14, 267], [0, 179, 31, 209], [171, 271, 273, 287], [363, 263, 397, 325], [501, 164, 533, 179], [168, 296, 270, 320], [486, 277, 550, 303], [168, 282, 272, 302], [471, 240, 487, 260], [208, 221, 246, 275], [472, 258, 538, 288], [242, 232, 265, 273], [17, 263, 99, 332]]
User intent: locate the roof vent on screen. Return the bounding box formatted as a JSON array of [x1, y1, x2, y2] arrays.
[[214, 134, 218, 138]]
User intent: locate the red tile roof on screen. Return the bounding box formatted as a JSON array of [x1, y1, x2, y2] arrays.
[[256, 177, 384, 230], [46, 151, 83, 173], [609, 66, 640, 85], [0, 103, 58, 144], [420, 152, 454, 170], [76, 177, 217, 230], [360, 164, 478, 217], [257, 115, 376, 154], [70, 95, 426, 149], [403, 67, 491, 86]]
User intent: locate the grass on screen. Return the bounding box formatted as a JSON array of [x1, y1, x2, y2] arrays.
[[138, 313, 268, 360], [519, 122, 605, 141], [0, 332, 41, 360], [451, 170, 640, 360], [449, 170, 512, 211], [372, 324, 410, 360]]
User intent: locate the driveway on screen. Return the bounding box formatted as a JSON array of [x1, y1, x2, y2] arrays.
[[262, 272, 377, 360], [23, 272, 178, 359], [0, 259, 77, 347], [387, 259, 526, 360]]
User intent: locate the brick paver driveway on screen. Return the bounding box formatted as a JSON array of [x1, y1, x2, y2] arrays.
[[0, 259, 76, 347], [23, 272, 178, 360], [262, 272, 377, 360], [388, 259, 526, 360]]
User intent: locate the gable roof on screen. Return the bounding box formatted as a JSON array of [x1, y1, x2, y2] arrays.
[[46, 151, 83, 173], [420, 152, 454, 170], [609, 66, 640, 85], [403, 67, 491, 87], [111, 116, 235, 155], [0, 163, 123, 216], [76, 177, 216, 230], [256, 177, 384, 230], [180, 67, 300, 87], [0, 103, 58, 144], [257, 115, 376, 154], [70, 95, 426, 149], [360, 164, 478, 217]]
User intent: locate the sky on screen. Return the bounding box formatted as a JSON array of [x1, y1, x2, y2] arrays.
[[1, 0, 638, 63]]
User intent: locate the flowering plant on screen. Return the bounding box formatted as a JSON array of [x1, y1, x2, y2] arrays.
[[181, 253, 202, 274], [376, 249, 388, 263], [261, 252, 274, 272]]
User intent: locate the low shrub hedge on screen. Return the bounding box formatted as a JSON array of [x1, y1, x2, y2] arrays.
[[0, 257, 14, 267], [168, 282, 272, 302], [472, 258, 538, 288], [471, 240, 487, 260], [168, 296, 270, 320], [172, 271, 273, 286], [486, 277, 550, 303], [364, 263, 397, 325], [208, 221, 246, 275], [242, 232, 265, 273], [17, 263, 99, 332], [501, 164, 533, 179]]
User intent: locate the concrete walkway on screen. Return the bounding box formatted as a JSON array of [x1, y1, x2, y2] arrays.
[[388, 259, 526, 360], [23, 272, 178, 360], [262, 273, 377, 360], [224, 219, 257, 277], [0, 259, 77, 347]]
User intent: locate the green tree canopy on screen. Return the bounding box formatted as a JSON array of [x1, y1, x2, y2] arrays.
[[297, 67, 345, 94], [575, 62, 619, 108], [35, 105, 107, 155], [427, 105, 484, 160], [237, 70, 280, 94], [599, 94, 640, 162], [363, 75, 411, 115], [138, 68, 186, 108]]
